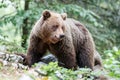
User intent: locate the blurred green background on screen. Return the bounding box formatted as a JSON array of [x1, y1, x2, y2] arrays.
[[0, 0, 120, 79]]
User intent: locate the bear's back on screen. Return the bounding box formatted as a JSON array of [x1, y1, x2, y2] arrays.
[[65, 18, 86, 46]]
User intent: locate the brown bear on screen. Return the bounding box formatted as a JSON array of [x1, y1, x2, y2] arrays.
[[26, 10, 102, 70]]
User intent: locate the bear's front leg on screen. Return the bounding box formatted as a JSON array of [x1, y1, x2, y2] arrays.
[[26, 34, 48, 67], [77, 44, 94, 70], [58, 51, 77, 70], [50, 41, 77, 70]]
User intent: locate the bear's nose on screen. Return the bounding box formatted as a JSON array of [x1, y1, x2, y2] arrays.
[[60, 34, 65, 39]]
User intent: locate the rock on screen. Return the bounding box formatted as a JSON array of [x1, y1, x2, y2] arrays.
[[35, 62, 47, 68], [0, 52, 5, 58], [17, 63, 29, 70], [0, 52, 28, 69], [9, 54, 18, 62], [8, 54, 24, 63], [35, 69, 47, 76], [17, 55, 24, 63], [41, 54, 57, 64], [35, 62, 47, 76], [2, 60, 8, 66], [11, 63, 28, 69], [77, 74, 82, 79], [55, 71, 63, 80], [11, 63, 18, 68], [4, 54, 9, 61]]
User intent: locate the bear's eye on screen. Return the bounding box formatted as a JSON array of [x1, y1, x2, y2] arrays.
[[52, 25, 58, 31]]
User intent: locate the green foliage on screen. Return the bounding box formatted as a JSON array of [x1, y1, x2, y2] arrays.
[[84, 0, 120, 51], [104, 47, 120, 79], [0, 1, 7, 8], [0, 35, 25, 53], [37, 62, 104, 80], [40, 62, 77, 80]]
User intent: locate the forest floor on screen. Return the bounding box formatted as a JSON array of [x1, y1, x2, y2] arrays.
[[0, 66, 23, 80], [0, 52, 30, 80], [0, 52, 115, 80]]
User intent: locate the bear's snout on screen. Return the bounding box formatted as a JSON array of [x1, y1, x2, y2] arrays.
[[59, 34, 65, 39], [55, 34, 65, 40], [50, 34, 65, 44]]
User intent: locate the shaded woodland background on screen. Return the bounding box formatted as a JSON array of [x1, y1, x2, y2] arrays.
[[0, 0, 120, 79]]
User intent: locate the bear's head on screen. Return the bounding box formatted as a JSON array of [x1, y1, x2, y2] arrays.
[[39, 10, 67, 44]]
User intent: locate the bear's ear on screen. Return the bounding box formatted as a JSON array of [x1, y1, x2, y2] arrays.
[[61, 13, 67, 20], [42, 10, 51, 20]]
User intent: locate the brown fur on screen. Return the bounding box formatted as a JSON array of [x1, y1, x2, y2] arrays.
[[26, 10, 102, 70], [94, 51, 103, 70]]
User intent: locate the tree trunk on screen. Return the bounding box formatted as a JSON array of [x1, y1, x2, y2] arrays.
[[21, 0, 29, 48]]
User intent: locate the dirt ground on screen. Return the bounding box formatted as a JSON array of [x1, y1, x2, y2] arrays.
[[0, 66, 25, 80]]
